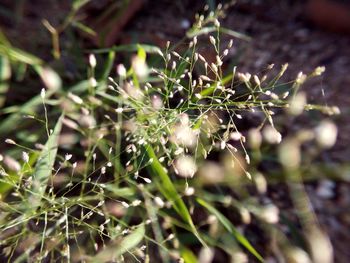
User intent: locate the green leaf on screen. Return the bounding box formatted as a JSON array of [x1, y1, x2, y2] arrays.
[[72, 21, 96, 36], [90, 223, 145, 262], [187, 26, 251, 42], [91, 44, 162, 54], [104, 185, 135, 197], [0, 44, 42, 65], [0, 55, 11, 81], [72, 0, 91, 11], [100, 51, 115, 80], [27, 114, 64, 211], [181, 247, 198, 263], [196, 198, 264, 262], [145, 145, 206, 247], [137, 44, 147, 62]]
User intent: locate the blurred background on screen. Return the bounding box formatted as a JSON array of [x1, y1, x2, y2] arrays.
[[0, 0, 349, 262]]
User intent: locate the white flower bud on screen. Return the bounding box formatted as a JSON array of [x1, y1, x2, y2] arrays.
[[89, 54, 97, 68]]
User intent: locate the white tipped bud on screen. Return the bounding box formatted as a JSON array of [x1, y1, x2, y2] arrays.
[[184, 186, 195, 196], [279, 139, 300, 170], [209, 35, 216, 46], [5, 139, 16, 145], [315, 120, 337, 148], [156, 49, 164, 57], [89, 54, 97, 68], [263, 126, 282, 144], [121, 201, 129, 208], [296, 71, 307, 84], [230, 131, 242, 141], [22, 152, 29, 163], [115, 108, 124, 113], [132, 199, 141, 206], [117, 64, 127, 77], [240, 207, 251, 224], [3, 156, 21, 171], [154, 196, 165, 208], [288, 92, 306, 115], [313, 66, 325, 76], [216, 55, 223, 66], [238, 72, 251, 83], [174, 155, 197, 178], [193, 36, 197, 45], [228, 39, 233, 48], [245, 154, 250, 164], [89, 77, 97, 88], [253, 75, 260, 86], [260, 204, 279, 224], [68, 92, 83, 105], [40, 88, 46, 99], [143, 177, 152, 184], [211, 63, 218, 73], [65, 153, 72, 161], [214, 19, 220, 27]]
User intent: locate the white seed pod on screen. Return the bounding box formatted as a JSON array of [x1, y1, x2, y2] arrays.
[[41, 88, 46, 99], [260, 204, 279, 224], [22, 152, 29, 163], [288, 92, 307, 115], [313, 66, 325, 76], [116, 64, 127, 78], [3, 156, 21, 172], [5, 138, 16, 145], [209, 35, 216, 46], [315, 120, 337, 148], [68, 92, 83, 104], [174, 155, 197, 178], [263, 125, 282, 144], [154, 196, 165, 208], [89, 54, 97, 68]]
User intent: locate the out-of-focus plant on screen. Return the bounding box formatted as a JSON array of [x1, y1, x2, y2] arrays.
[[0, 3, 341, 263]]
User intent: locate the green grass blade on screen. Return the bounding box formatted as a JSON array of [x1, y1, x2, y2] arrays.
[[27, 114, 64, 211], [100, 51, 115, 80], [187, 26, 251, 41], [91, 44, 162, 54], [0, 44, 43, 65], [181, 247, 198, 263], [196, 198, 264, 262], [145, 145, 206, 247], [90, 223, 145, 262]]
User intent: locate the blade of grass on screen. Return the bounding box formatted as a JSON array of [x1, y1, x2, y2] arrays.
[[26, 114, 64, 211], [187, 26, 251, 42], [90, 44, 162, 54], [145, 144, 206, 247], [100, 51, 115, 80], [196, 197, 264, 262], [181, 247, 198, 263], [0, 43, 43, 65], [90, 223, 145, 262]]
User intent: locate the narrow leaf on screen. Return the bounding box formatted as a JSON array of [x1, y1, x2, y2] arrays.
[[27, 114, 64, 211], [90, 223, 145, 262], [145, 145, 206, 246], [196, 198, 264, 262]]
